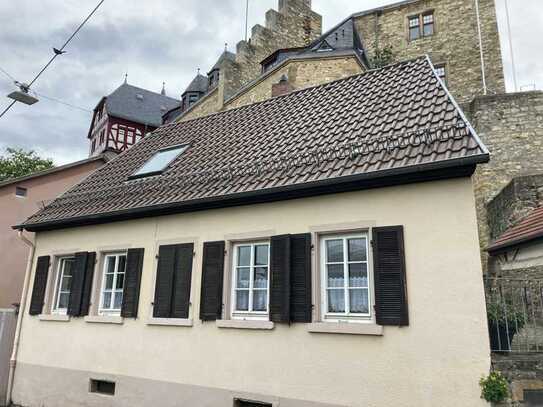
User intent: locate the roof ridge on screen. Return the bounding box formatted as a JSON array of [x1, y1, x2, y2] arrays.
[[164, 56, 428, 129]]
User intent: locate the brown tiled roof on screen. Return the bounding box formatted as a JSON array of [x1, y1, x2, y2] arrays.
[[488, 207, 543, 253], [18, 57, 488, 231]]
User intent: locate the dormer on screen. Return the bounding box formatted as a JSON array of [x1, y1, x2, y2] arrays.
[[207, 51, 236, 89], [181, 74, 208, 111]]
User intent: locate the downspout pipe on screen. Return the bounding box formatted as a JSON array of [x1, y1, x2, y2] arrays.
[[474, 0, 488, 95], [6, 231, 35, 406]]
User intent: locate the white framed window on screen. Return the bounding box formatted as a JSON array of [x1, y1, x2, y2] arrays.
[[434, 64, 447, 83], [320, 233, 371, 321], [99, 253, 127, 316], [231, 242, 270, 320], [52, 257, 75, 314]]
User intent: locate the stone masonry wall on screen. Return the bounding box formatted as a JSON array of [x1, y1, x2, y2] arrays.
[[180, 0, 322, 122], [225, 56, 362, 110], [487, 175, 543, 241], [181, 88, 220, 122], [468, 91, 543, 257], [355, 0, 505, 105], [492, 354, 543, 406], [227, 0, 322, 102]]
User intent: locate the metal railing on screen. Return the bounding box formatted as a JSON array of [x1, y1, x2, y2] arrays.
[[484, 278, 543, 353]]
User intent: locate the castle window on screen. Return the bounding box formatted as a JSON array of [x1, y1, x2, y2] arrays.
[[423, 13, 434, 36], [408, 16, 420, 40], [434, 64, 447, 83], [409, 11, 434, 41]]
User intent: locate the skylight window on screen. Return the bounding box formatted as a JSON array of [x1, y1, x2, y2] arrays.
[[131, 145, 187, 178]]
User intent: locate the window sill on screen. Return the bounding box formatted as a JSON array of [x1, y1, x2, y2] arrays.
[[84, 316, 123, 325], [307, 322, 383, 336], [146, 318, 193, 327], [38, 314, 70, 322], [216, 319, 274, 330]]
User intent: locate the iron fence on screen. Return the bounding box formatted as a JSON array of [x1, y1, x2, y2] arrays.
[[484, 278, 543, 353]]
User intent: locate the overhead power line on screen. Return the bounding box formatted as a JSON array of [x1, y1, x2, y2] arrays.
[[0, 66, 16, 82], [0, 0, 106, 119], [33, 91, 92, 113]]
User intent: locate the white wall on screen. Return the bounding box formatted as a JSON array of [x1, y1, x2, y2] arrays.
[[13, 177, 489, 407]]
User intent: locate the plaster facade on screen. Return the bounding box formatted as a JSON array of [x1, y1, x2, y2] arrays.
[[13, 177, 489, 407]]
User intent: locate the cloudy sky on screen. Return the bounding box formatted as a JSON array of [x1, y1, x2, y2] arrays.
[[0, 0, 539, 165]]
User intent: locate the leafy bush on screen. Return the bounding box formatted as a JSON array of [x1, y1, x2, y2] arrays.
[[486, 301, 526, 329], [479, 371, 509, 403]]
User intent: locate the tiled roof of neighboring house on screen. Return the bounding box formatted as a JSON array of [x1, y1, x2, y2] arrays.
[[488, 207, 543, 253], [0, 150, 117, 189], [105, 83, 180, 128], [183, 74, 209, 95], [17, 57, 489, 231]]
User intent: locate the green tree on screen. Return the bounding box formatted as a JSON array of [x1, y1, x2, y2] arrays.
[[0, 148, 54, 182]]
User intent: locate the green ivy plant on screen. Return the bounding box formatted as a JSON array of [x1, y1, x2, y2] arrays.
[[371, 43, 395, 69], [479, 371, 509, 403]]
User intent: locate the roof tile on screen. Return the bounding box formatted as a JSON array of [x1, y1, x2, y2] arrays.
[[20, 57, 487, 230]]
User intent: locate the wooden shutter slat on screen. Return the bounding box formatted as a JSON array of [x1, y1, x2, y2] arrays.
[[80, 252, 96, 316], [270, 235, 291, 323], [121, 248, 145, 318], [171, 244, 193, 319], [373, 226, 409, 326], [199, 241, 225, 321], [153, 245, 176, 318], [289, 233, 312, 323], [29, 256, 50, 316], [67, 252, 89, 317]]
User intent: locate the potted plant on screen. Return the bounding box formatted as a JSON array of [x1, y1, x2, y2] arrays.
[[480, 371, 509, 403], [486, 301, 526, 352]]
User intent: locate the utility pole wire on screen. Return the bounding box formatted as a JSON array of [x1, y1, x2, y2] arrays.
[[0, 66, 16, 82], [33, 91, 92, 113], [28, 0, 106, 88], [0, 0, 106, 119]]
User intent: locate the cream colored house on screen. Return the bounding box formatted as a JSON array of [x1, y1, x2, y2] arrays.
[[9, 58, 490, 407]]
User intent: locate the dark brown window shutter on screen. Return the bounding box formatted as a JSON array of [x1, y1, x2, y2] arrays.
[[270, 235, 291, 323], [372, 226, 409, 326], [171, 244, 193, 319], [29, 256, 50, 315], [80, 252, 96, 316], [121, 248, 145, 318], [68, 252, 90, 317], [289, 233, 312, 323], [199, 241, 225, 321], [153, 245, 176, 318]]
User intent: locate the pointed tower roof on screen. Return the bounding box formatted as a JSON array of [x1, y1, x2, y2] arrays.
[[182, 74, 208, 95], [209, 50, 236, 73]]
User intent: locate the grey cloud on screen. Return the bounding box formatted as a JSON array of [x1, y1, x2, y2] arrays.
[[0, 0, 539, 164]]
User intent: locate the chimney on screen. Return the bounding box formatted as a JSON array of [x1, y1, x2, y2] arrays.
[[272, 75, 295, 97]]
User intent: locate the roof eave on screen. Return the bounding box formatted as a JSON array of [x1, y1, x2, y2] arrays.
[[15, 154, 487, 232], [487, 232, 543, 255]]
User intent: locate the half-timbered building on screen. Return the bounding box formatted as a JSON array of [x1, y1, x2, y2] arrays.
[[88, 83, 179, 157]]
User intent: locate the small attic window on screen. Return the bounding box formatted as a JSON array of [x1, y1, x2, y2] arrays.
[[136, 94, 144, 101], [130, 145, 187, 179]]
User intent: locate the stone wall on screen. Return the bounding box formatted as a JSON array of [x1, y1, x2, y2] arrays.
[[468, 91, 543, 255], [226, 0, 322, 102], [355, 0, 505, 105], [181, 88, 220, 122], [487, 175, 543, 241], [225, 56, 363, 110], [492, 354, 543, 406]]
